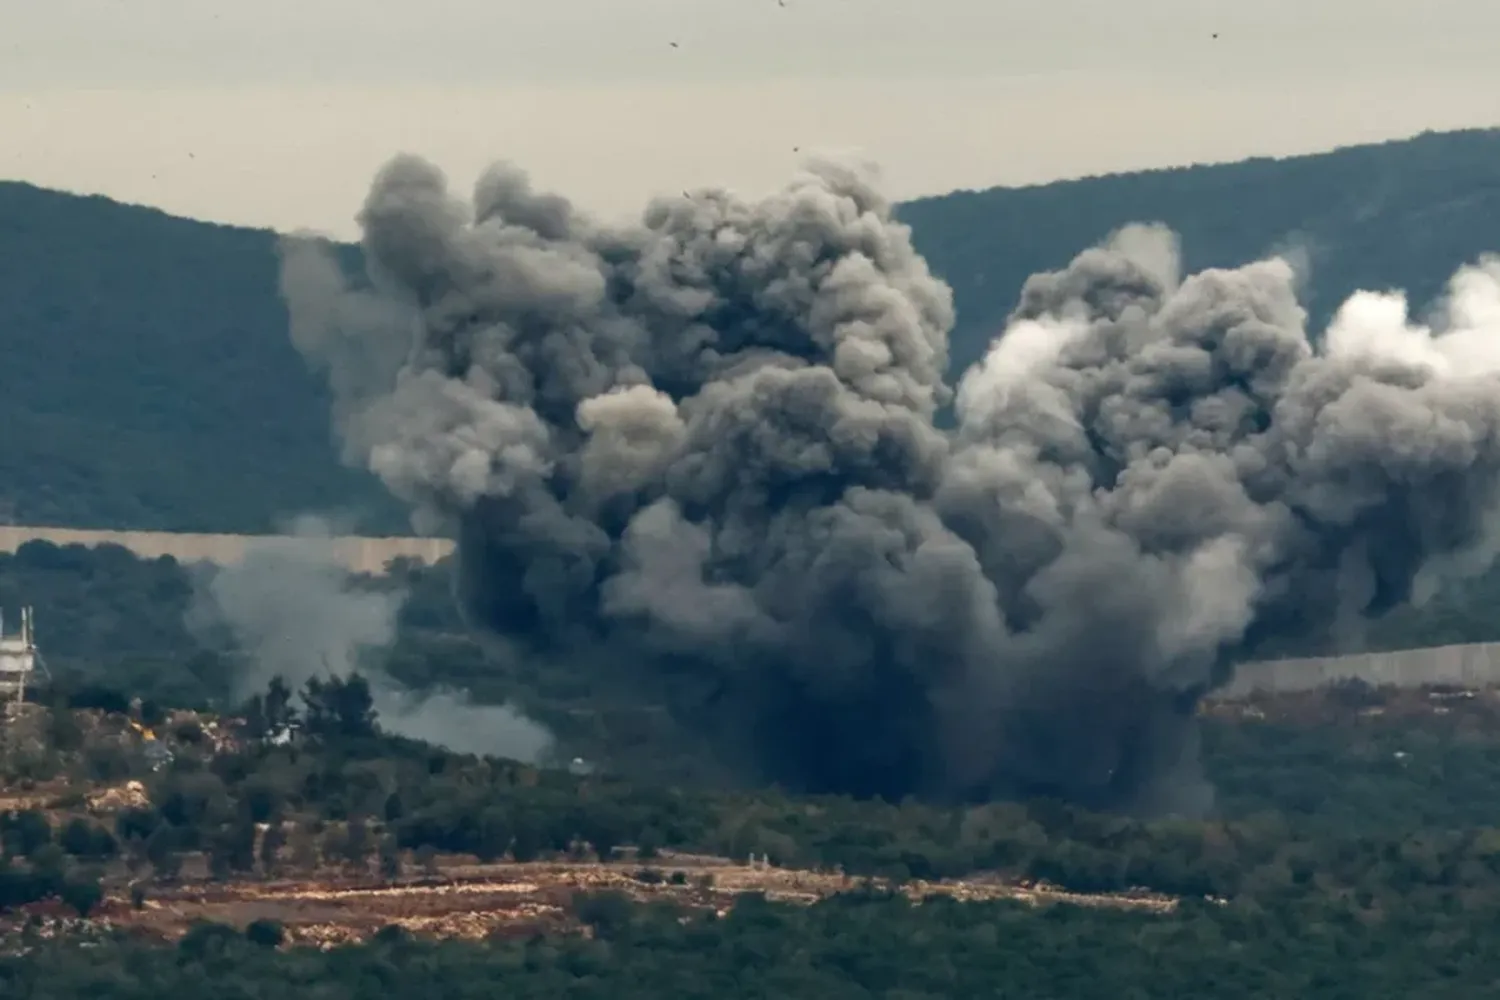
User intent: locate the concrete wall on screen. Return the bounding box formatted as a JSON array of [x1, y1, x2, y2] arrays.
[[1222, 642, 1500, 698], [0, 525, 455, 576]]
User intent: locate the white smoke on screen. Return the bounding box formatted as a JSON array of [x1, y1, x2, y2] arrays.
[[188, 514, 552, 763]]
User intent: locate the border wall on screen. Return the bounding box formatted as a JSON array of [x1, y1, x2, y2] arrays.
[[1221, 642, 1500, 699], [4, 524, 1500, 690], [0, 525, 454, 576]]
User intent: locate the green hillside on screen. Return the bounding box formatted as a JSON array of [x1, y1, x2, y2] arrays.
[[0, 186, 405, 534], [2, 126, 1499, 533], [900, 126, 1500, 378]]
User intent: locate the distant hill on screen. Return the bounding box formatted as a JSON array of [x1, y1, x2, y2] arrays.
[[2, 126, 1499, 533], [899, 126, 1500, 379], [0, 183, 406, 533]]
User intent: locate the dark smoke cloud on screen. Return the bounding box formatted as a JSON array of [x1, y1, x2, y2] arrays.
[[279, 154, 1500, 816]]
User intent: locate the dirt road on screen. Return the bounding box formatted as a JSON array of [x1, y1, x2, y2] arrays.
[[24, 858, 1175, 948]]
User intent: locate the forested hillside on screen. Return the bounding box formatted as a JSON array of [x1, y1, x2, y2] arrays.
[[0, 186, 403, 534], [900, 126, 1500, 378], [2, 127, 1499, 532]]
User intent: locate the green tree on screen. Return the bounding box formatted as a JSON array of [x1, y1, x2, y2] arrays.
[[59, 877, 103, 917], [244, 918, 285, 948], [303, 674, 378, 741], [60, 818, 116, 860], [2, 809, 53, 858], [383, 791, 404, 822], [260, 823, 287, 875], [379, 836, 402, 882], [342, 817, 372, 871], [145, 825, 182, 881], [45, 705, 83, 752]]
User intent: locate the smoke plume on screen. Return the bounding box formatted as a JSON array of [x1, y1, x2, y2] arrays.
[[189, 514, 553, 763], [279, 154, 1500, 815]]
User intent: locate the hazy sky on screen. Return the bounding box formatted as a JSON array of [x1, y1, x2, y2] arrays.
[[3, 0, 1498, 237]]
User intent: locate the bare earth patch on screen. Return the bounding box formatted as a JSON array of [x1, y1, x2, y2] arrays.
[[1, 855, 1177, 949]]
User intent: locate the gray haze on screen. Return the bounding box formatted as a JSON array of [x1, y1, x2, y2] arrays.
[[8, 1, 1494, 91], [281, 154, 1500, 815], [4, 1, 1499, 234], [189, 513, 553, 763]]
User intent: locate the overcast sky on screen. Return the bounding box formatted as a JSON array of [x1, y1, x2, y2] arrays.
[[2, 0, 1498, 237]]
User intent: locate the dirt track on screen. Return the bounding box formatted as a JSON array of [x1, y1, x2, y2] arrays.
[[12, 858, 1176, 948]]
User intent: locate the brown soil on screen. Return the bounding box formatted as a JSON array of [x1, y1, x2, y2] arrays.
[[1, 855, 1177, 949]]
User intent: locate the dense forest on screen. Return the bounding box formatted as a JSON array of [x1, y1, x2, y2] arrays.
[[9, 888, 1500, 998], [3, 127, 1500, 532], [22, 892, 1500, 998]]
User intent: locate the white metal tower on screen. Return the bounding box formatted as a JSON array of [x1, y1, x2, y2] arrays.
[[0, 607, 40, 714]]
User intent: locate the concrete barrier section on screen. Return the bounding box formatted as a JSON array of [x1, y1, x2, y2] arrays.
[[0, 525, 455, 576]]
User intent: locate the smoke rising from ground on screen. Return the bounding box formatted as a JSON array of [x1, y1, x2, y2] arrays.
[[279, 154, 1500, 815], [188, 514, 553, 763]]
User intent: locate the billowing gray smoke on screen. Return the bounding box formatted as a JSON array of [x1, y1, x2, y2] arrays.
[[279, 153, 1500, 815], [189, 514, 553, 763]]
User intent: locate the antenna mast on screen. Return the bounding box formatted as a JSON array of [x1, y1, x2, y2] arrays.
[[0, 606, 42, 717]]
